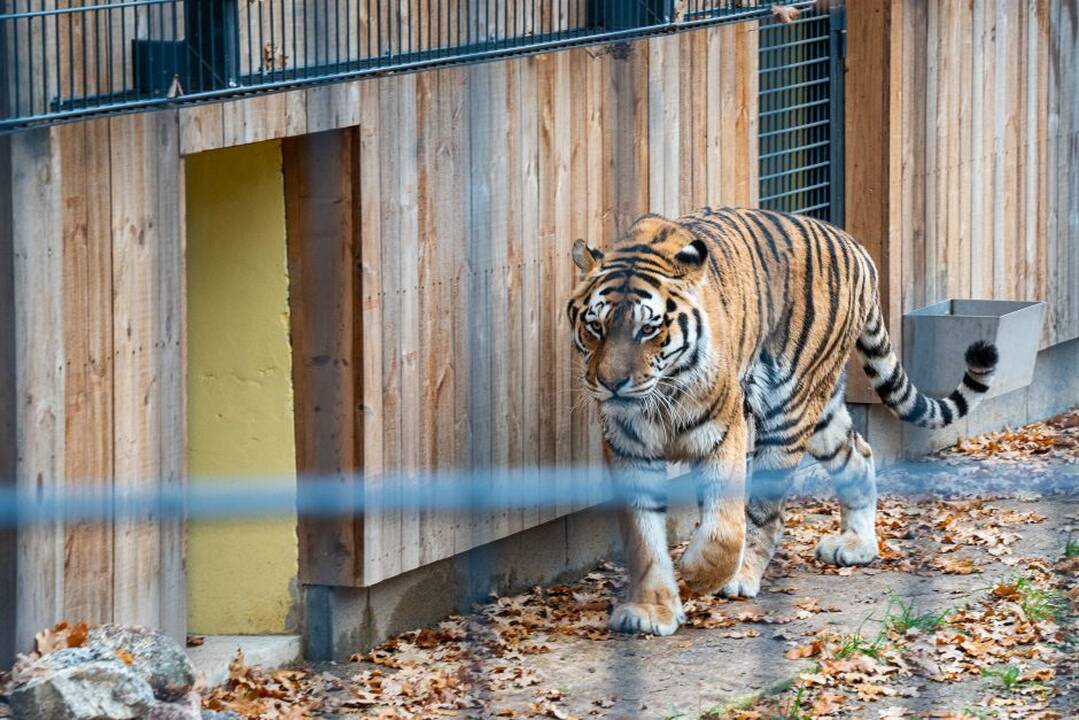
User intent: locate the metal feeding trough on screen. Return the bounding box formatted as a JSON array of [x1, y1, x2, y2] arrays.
[[902, 299, 1046, 400]]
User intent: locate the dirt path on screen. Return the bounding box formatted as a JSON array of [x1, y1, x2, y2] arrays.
[[204, 412, 1078, 720]]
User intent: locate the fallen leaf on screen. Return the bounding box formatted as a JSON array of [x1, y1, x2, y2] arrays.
[[771, 4, 802, 24]]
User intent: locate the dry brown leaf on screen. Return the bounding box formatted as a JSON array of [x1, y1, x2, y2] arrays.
[[771, 4, 802, 24], [785, 640, 821, 660]]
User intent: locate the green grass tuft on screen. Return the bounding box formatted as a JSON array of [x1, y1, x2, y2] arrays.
[[1065, 537, 1079, 558], [883, 597, 951, 634], [1014, 577, 1069, 622]]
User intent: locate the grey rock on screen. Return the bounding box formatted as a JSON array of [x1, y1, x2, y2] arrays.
[[86, 625, 196, 701], [9, 657, 155, 720], [200, 711, 242, 720], [146, 692, 203, 720]]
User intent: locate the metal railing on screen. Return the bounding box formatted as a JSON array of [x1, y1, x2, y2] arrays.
[[0, 0, 793, 133], [758, 4, 845, 225]]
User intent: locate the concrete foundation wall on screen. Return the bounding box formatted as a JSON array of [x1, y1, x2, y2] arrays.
[[303, 506, 623, 660]]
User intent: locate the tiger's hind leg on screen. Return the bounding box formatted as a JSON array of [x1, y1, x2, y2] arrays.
[[809, 383, 879, 566]]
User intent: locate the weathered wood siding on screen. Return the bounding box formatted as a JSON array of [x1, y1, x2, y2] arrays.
[[0, 112, 186, 665], [286, 24, 759, 588], [846, 0, 1079, 366]]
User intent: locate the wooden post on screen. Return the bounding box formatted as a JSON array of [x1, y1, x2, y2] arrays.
[[284, 129, 364, 588]]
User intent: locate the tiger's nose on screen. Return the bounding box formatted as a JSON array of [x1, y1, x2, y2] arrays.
[[598, 376, 632, 395]]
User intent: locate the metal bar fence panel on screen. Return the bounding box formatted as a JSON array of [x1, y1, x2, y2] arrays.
[[0, 0, 795, 133], [757, 3, 845, 225]]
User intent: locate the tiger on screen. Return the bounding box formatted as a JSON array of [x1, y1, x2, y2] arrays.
[[565, 208, 999, 636]]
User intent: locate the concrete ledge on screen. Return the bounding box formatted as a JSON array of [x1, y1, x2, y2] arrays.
[[303, 505, 622, 661], [187, 635, 302, 687]]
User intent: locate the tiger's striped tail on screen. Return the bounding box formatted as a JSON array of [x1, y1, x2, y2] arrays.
[[855, 304, 999, 429]]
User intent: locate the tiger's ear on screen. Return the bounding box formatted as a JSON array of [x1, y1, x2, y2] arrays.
[[572, 239, 603, 273], [673, 239, 709, 275]]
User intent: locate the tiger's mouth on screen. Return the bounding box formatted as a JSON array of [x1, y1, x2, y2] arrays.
[[588, 378, 660, 404]]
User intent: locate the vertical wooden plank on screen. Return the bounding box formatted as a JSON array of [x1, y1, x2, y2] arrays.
[[451, 65, 475, 557], [151, 112, 186, 643], [375, 75, 404, 582], [415, 68, 461, 564], [396, 73, 421, 571], [0, 133, 16, 667], [8, 127, 65, 657], [518, 53, 542, 529], [485, 58, 512, 540], [555, 49, 575, 517], [901, 0, 928, 312], [1033, 0, 1050, 339], [1023, 0, 1041, 303], [59, 119, 114, 626], [955, 0, 973, 300], [568, 48, 592, 512], [970, 0, 995, 300], [467, 61, 495, 540], [705, 25, 724, 205], [502, 61, 524, 532], [110, 112, 161, 628], [583, 48, 608, 500], [648, 34, 680, 217], [924, 0, 942, 303], [284, 129, 361, 588], [358, 79, 390, 584], [740, 22, 759, 207], [439, 66, 470, 554]]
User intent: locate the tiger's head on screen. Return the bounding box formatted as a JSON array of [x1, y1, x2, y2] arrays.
[[565, 215, 711, 407]]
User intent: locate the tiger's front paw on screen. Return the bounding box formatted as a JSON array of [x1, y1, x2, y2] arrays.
[[815, 532, 878, 567], [718, 568, 762, 599], [608, 602, 684, 636], [678, 536, 741, 595]]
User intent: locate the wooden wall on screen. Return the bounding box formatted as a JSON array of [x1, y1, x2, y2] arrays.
[[846, 0, 1079, 368], [0, 112, 185, 665], [286, 23, 759, 588]]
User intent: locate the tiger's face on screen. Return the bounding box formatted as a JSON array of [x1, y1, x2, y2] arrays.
[[565, 215, 710, 407]]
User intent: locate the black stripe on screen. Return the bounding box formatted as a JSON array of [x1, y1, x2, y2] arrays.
[[609, 447, 664, 465], [811, 443, 846, 463], [676, 388, 728, 435], [836, 445, 855, 473], [938, 400, 953, 426], [962, 372, 990, 393], [612, 243, 669, 258], [948, 389, 969, 417], [876, 364, 905, 399], [899, 393, 930, 425], [814, 411, 834, 433], [614, 416, 644, 446], [747, 506, 781, 527], [856, 336, 889, 358]]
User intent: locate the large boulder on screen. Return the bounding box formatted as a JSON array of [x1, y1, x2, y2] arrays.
[[8, 648, 156, 720], [86, 625, 197, 701]]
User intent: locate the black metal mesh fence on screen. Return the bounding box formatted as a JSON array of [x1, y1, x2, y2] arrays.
[[758, 4, 845, 224], [0, 0, 795, 132]]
